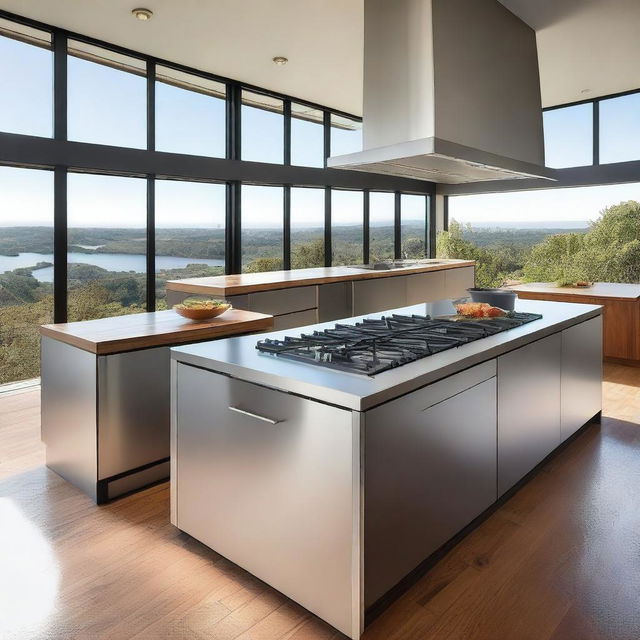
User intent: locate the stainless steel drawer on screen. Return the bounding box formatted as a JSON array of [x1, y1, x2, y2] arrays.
[[272, 308, 318, 330], [173, 363, 358, 637], [247, 285, 317, 315]]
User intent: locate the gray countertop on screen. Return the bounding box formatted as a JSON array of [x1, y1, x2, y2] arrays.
[[171, 299, 602, 411]]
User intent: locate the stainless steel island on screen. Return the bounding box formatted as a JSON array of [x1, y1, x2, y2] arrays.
[[170, 299, 603, 638]]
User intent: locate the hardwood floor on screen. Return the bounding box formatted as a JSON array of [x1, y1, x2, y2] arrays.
[[1, 364, 640, 639]]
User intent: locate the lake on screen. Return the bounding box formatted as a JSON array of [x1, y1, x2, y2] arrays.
[[0, 252, 224, 283]]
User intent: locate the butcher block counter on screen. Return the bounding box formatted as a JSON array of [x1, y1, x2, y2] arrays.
[[166, 260, 476, 330], [511, 282, 640, 365], [40, 309, 273, 503]]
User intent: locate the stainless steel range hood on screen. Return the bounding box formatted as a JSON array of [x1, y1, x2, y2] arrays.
[[328, 0, 556, 184]]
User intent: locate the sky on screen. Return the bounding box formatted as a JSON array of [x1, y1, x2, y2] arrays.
[[1, 30, 640, 232]]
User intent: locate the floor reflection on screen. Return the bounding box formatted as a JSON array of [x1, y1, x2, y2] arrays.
[[0, 498, 59, 639]]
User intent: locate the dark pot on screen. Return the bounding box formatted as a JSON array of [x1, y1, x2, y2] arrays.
[[467, 287, 518, 311]]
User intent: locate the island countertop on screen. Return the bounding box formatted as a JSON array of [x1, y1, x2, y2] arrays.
[[171, 299, 602, 411], [41, 308, 273, 355], [165, 259, 475, 297], [511, 281, 640, 301]]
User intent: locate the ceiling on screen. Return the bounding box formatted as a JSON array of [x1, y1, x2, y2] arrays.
[[0, 0, 365, 115], [499, 0, 640, 107], [1, 0, 639, 114]]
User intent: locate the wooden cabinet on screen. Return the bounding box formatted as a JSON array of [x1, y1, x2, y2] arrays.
[[513, 282, 640, 364], [497, 333, 562, 496]]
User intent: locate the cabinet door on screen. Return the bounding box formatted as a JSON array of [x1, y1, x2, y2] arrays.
[[364, 376, 497, 606], [497, 333, 561, 496], [444, 266, 475, 299], [352, 276, 407, 315], [561, 317, 602, 441], [174, 364, 358, 637], [405, 271, 446, 304]]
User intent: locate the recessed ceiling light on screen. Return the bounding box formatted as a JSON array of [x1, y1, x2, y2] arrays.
[[580, 88, 591, 94], [272, 56, 288, 66], [132, 8, 153, 21]]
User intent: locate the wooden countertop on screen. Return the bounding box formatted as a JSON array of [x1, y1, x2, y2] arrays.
[[40, 309, 273, 355], [511, 282, 640, 301], [165, 260, 475, 297]]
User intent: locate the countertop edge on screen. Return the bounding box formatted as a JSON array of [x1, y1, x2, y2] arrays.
[[170, 304, 603, 411], [165, 261, 475, 296], [40, 315, 274, 356]]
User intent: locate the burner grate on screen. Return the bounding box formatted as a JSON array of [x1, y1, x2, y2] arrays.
[[256, 312, 543, 376]]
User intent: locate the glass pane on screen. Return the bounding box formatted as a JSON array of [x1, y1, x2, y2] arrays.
[[242, 185, 283, 272], [156, 66, 226, 157], [155, 180, 225, 304], [600, 93, 640, 164], [330, 114, 362, 157], [0, 20, 52, 137], [67, 173, 147, 321], [0, 167, 54, 384], [543, 104, 593, 168], [332, 190, 363, 266], [369, 192, 395, 262], [291, 187, 324, 268], [68, 40, 146, 148], [241, 90, 284, 163], [291, 103, 324, 167], [401, 194, 427, 259]]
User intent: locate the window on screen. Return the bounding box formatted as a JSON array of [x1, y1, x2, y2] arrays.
[[155, 180, 226, 303], [543, 104, 593, 168], [330, 114, 362, 157], [442, 184, 640, 288], [68, 40, 146, 148], [401, 194, 427, 259], [291, 103, 324, 167], [291, 187, 325, 268], [369, 192, 395, 261], [67, 173, 147, 321], [242, 185, 283, 272], [600, 93, 640, 164], [0, 19, 52, 137], [332, 189, 363, 266], [0, 166, 54, 384], [155, 66, 226, 157], [241, 91, 284, 163]]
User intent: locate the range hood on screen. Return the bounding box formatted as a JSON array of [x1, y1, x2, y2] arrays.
[[328, 0, 556, 184]]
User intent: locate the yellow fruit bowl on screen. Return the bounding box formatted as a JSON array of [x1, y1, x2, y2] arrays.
[[173, 301, 232, 321]]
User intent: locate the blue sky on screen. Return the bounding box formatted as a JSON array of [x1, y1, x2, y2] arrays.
[[1, 31, 640, 231]]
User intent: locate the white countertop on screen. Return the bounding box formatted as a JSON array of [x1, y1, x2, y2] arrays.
[[171, 299, 602, 411]]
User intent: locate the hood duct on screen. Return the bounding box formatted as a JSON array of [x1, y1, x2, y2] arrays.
[[328, 0, 556, 184]]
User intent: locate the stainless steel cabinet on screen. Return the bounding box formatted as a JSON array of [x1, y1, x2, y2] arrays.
[[561, 317, 603, 440], [172, 363, 360, 638], [363, 363, 497, 606], [405, 271, 446, 305], [444, 265, 475, 299], [497, 333, 562, 496], [352, 276, 407, 316]]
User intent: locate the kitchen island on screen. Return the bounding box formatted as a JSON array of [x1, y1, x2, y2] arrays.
[[40, 308, 272, 503], [165, 259, 475, 329], [170, 299, 602, 638]]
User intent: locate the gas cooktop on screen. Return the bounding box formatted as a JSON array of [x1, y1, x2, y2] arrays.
[[255, 312, 543, 376]]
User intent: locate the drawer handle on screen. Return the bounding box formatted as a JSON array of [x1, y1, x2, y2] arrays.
[[228, 406, 282, 425]]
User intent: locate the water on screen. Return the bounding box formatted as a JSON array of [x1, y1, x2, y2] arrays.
[[0, 252, 224, 283]]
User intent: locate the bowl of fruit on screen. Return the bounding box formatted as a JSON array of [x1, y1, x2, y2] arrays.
[[173, 298, 232, 321]]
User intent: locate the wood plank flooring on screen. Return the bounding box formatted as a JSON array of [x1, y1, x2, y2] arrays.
[[1, 363, 640, 639]]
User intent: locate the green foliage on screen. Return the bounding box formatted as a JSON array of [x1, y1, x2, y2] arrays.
[[292, 238, 325, 269], [522, 201, 640, 285], [437, 221, 516, 288]]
